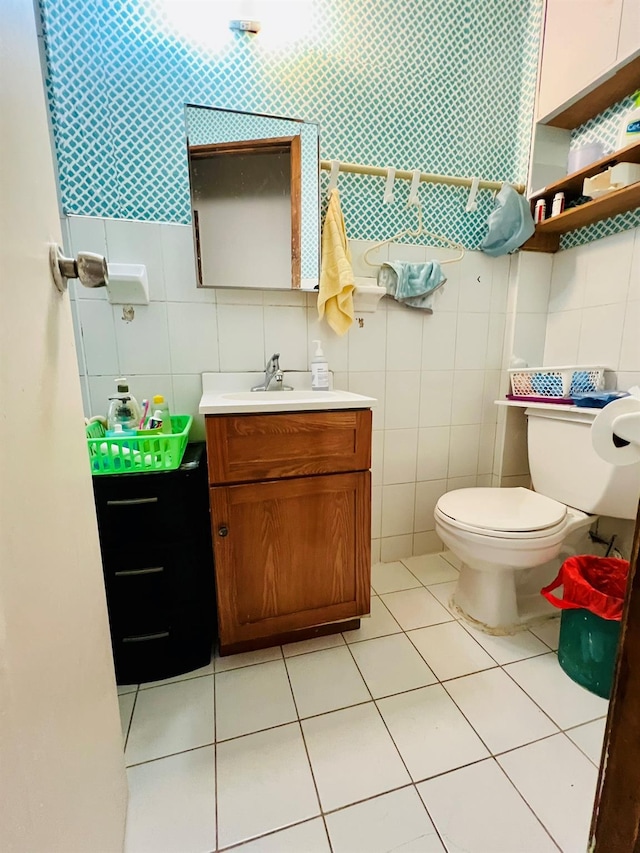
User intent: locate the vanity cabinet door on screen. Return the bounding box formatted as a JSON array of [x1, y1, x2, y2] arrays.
[[210, 471, 371, 651]]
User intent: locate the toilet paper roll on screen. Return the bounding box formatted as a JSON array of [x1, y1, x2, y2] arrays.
[[592, 397, 640, 466]]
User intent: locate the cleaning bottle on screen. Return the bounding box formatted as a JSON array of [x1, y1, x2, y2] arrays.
[[311, 340, 330, 391], [151, 394, 172, 434], [107, 378, 141, 432], [618, 90, 640, 149]]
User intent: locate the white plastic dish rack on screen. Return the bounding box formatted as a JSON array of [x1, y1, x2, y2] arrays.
[[508, 365, 606, 399]]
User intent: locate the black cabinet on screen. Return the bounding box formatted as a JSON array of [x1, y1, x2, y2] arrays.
[[93, 443, 215, 684]]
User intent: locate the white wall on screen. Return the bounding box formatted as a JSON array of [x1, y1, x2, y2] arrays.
[[66, 215, 511, 562], [543, 228, 640, 390], [543, 228, 640, 557]]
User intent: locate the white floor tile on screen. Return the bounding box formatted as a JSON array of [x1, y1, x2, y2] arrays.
[[461, 624, 550, 665], [343, 596, 402, 643], [215, 660, 296, 741], [118, 692, 135, 741], [286, 647, 370, 718], [408, 621, 497, 681], [214, 645, 283, 672], [445, 668, 559, 754], [498, 734, 598, 852], [377, 685, 489, 781], [125, 676, 214, 766], [505, 653, 609, 729], [423, 580, 459, 617], [217, 723, 319, 849], [566, 717, 607, 765], [401, 553, 459, 586], [371, 560, 422, 594], [282, 633, 345, 657], [124, 746, 215, 853], [230, 819, 330, 853], [140, 660, 214, 690], [441, 550, 462, 569], [302, 702, 410, 811], [349, 633, 437, 698], [381, 588, 453, 631], [326, 786, 444, 853], [530, 617, 561, 650], [418, 759, 558, 852]]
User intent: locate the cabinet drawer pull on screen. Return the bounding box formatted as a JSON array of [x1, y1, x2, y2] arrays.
[[106, 497, 159, 506], [114, 566, 164, 577], [218, 526, 229, 537], [121, 631, 170, 643]]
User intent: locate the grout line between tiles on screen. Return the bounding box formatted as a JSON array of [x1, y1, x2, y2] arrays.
[[137, 669, 214, 690], [499, 653, 597, 732], [213, 655, 219, 853], [493, 756, 564, 852], [124, 739, 216, 770], [123, 685, 139, 753], [342, 631, 449, 852], [281, 653, 332, 852], [218, 816, 326, 853]]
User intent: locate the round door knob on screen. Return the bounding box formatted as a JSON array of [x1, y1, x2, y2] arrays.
[[218, 526, 229, 537]]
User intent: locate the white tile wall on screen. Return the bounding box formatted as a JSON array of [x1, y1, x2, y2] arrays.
[[544, 228, 640, 380], [68, 223, 512, 559]]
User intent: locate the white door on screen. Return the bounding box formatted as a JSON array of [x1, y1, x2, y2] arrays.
[[0, 1, 127, 851]]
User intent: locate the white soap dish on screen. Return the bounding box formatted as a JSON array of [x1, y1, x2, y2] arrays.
[[353, 276, 386, 313], [106, 263, 149, 305]]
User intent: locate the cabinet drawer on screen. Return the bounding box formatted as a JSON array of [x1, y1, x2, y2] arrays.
[[206, 409, 372, 484]]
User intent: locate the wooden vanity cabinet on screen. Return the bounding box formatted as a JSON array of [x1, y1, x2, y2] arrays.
[[205, 409, 372, 654]]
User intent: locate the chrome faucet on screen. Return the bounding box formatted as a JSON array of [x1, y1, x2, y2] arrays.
[[251, 353, 294, 392]]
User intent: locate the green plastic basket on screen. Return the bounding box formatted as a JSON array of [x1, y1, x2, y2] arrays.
[[87, 415, 193, 475]]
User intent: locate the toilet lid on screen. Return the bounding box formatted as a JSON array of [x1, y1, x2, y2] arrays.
[[437, 487, 567, 533]]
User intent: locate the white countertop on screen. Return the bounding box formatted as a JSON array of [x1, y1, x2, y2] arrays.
[[496, 399, 602, 416], [199, 372, 377, 415]]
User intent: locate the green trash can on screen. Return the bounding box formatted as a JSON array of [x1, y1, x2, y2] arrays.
[[541, 555, 629, 699]]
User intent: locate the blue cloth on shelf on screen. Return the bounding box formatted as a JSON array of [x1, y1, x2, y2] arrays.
[[377, 260, 447, 312], [481, 183, 535, 257]]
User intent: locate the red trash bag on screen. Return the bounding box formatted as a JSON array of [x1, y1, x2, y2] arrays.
[[541, 555, 629, 621]]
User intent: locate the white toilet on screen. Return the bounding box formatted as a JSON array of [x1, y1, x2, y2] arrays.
[[434, 406, 640, 632]]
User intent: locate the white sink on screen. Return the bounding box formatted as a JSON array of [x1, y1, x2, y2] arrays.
[[221, 390, 340, 403], [199, 372, 376, 415]]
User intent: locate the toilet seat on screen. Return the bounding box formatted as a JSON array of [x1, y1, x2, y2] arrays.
[[435, 487, 568, 540]]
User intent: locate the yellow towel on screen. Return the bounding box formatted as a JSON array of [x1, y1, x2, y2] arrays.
[[318, 189, 355, 335]]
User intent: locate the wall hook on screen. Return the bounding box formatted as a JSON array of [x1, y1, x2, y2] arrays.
[[49, 244, 108, 293]]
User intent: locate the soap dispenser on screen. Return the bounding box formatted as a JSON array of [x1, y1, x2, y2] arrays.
[[311, 340, 330, 391]]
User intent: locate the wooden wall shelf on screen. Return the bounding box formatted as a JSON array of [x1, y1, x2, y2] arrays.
[[523, 139, 640, 253]]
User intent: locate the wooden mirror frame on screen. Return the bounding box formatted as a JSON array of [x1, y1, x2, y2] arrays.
[[189, 135, 302, 289]]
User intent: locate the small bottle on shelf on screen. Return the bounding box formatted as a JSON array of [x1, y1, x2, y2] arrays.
[[534, 199, 546, 223], [551, 192, 565, 217]]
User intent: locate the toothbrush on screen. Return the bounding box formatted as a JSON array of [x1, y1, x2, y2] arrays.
[[139, 399, 149, 429]]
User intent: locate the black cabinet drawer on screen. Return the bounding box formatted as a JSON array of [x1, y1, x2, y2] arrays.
[[112, 622, 213, 685], [93, 457, 210, 547], [103, 541, 213, 636]]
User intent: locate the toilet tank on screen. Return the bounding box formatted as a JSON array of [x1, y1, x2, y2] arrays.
[[526, 406, 640, 520]]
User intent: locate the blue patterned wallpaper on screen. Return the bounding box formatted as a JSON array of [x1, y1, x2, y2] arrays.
[[39, 0, 542, 250], [562, 93, 640, 249]]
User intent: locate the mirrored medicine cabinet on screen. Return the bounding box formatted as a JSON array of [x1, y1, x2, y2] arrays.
[[185, 104, 320, 291]]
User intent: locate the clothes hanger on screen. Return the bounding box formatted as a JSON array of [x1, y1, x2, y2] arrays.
[[363, 199, 465, 267]]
